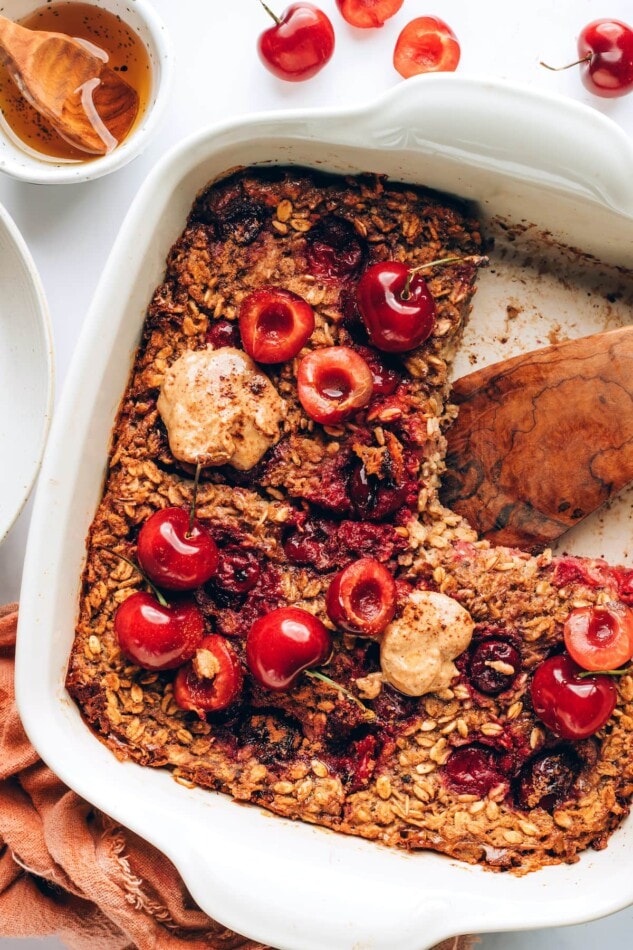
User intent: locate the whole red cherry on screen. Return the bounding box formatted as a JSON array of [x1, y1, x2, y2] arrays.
[[335, 0, 403, 29], [174, 635, 243, 714], [239, 287, 315, 363], [114, 591, 205, 670], [246, 605, 332, 690], [257, 1, 335, 82], [137, 508, 219, 591], [356, 262, 436, 352], [564, 602, 633, 672], [393, 16, 461, 79], [541, 20, 633, 98], [326, 558, 397, 637], [578, 20, 633, 97], [530, 654, 617, 740], [297, 345, 373, 423]]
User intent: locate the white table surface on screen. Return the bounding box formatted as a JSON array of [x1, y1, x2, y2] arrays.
[[2, 0, 633, 947]]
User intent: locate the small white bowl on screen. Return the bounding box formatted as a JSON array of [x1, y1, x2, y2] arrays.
[[0, 0, 173, 184]]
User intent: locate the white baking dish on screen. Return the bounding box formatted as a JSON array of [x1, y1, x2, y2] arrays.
[[16, 76, 633, 949]]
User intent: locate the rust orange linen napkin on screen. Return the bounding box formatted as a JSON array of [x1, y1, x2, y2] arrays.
[[0, 603, 473, 950]]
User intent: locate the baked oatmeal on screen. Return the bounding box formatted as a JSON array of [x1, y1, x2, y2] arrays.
[[67, 167, 633, 874]]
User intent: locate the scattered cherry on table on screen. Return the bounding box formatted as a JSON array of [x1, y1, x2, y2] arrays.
[[542, 19, 633, 98], [530, 653, 617, 740], [393, 16, 461, 79], [326, 558, 397, 636], [246, 605, 332, 690], [239, 286, 315, 363], [335, 0, 403, 30], [257, 1, 335, 82], [297, 345, 373, 423], [174, 634, 244, 714]]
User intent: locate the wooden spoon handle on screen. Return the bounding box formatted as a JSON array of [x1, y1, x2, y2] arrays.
[[441, 325, 633, 551]]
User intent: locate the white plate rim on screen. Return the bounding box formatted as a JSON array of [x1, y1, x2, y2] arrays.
[[0, 199, 54, 543]]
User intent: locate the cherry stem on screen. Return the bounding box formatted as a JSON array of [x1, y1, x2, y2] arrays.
[[187, 460, 202, 538], [305, 669, 376, 721], [539, 54, 592, 72], [400, 254, 488, 301], [258, 0, 281, 25], [98, 547, 169, 608], [579, 665, 633, 679]]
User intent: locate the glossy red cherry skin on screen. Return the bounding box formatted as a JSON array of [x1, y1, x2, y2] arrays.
[[246, 605, 332, 690], [578, 19, 633, 98], [335, 0, 403, 29], [114, 591, 205, 671], [206, 319, 241, 349], [239, 287, 314, 363], [564, 602, 633, 672], [326, 558, 396, 636], [258, 3, 335, 82], [356, 262, 436, 352], [297, 346, 373, 423], [530, 654, 617, 740], [174, 635, 243, 714], [137, 508, 219, 592], [393, 16, 461, 79]]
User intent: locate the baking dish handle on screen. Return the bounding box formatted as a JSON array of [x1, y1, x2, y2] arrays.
[[337, 75, 633, 217]]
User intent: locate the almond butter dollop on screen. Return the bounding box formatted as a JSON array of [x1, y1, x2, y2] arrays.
[[157, 347, 287, 470], [380, 590, 474, 697]]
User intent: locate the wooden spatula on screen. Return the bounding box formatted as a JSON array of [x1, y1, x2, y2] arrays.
[[0, 15, 138, 155], [440, 325, 633, 552]]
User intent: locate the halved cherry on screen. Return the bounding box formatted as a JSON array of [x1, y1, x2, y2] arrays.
[[137, 507, 219, 592], [239, 287, 315, 363], [468, 638, 522, 695], [515, 747, 580, 812], [174, 635, 243, 714], [114, 591, 205, 671], [246, 605, 332, 690], [356, 261, 436, 352], [326, 558, 396, 637], [335, 0, 403, 29], [393, 16, 461, 79], [297, 346, 373, 423], [564, 602, 633, 672], [530, 654, 617, 740]]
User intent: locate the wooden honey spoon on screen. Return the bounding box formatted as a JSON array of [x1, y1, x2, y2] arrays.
[[0, 15, 139, 156], [441, 325, 633, 552]]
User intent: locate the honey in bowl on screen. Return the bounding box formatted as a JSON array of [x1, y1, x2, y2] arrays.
[[0, 2, 152, 162]]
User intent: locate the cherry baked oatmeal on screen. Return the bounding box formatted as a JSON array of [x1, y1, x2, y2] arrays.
[[67, 167, 633, 874]]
